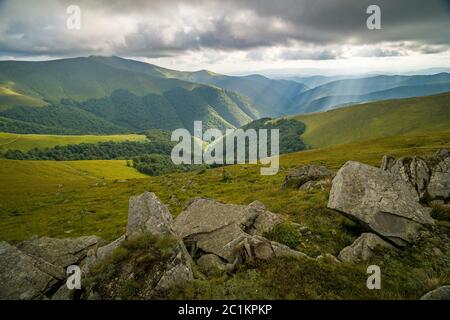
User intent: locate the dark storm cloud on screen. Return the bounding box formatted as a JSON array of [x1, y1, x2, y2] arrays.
[[0, 0, 449, 59]]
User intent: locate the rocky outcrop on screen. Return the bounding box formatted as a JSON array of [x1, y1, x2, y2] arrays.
[[282, 165, 334, 189], [328, 161, 434, 246], [173, 198, 307, 272], [173, 198, 282, 240], [382, 156, 430, 201], [381, 150, 450, 203], [0, 241, 65, 300], [338, 233, 395, 263], [420, 286, 450, 300], [18, 236, 100, 269], [0, 236, 100, 300]]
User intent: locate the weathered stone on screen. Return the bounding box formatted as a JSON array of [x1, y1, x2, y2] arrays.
[[195, 223, 248, 262], [282, 165, 334, 189], [0, 242, 64, 300], [385, 157, 431, 200], [270, 241, 309, 260], [18, 235, 100, 269], [127, 192, 174, 237], [298, 179, 331, 191], [338, 233, 395, 263], [51, 284, 75, 300], [420, 286, 450, 300], [328, 161, 434, 246], [173, 198, 258, 239], [96, 235, 126, 261], [155, 245, 193, 291], [196, 254, 233, 276], [428, 157, 450, 201], [245, 201, 282, 236]]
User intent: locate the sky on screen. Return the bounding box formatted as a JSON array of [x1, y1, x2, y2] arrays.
[[0, 0, 449, 75]]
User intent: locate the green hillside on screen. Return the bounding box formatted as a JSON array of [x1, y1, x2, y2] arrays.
[[0, 132, 146, 153], [0, 57, 261, 133], [293, 92, 450, 148]]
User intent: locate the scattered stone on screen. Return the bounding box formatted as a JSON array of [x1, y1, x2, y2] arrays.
[[338, 233, 396, 263], [328, 161, 434, 246], [420, 286, 450, 300], [282, 165, 334, 189]]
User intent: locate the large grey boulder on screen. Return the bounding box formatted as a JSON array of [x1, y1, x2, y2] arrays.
[[383, 156, 430, 201], [173, 198, 281, 239], [127, 192, 174, 237], [338, 233, 396, 263], [420, 286, 450, 300], [0, 242, 65, 300], [282, 165, 334, 189], [328, 161, 434, 246], [18, 236, 100, 269]]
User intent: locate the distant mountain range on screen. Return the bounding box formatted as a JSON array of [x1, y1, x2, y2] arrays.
[[0, 56, 449, 134]]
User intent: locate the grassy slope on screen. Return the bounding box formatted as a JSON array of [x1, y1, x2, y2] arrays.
[[0, 130, 448, 299], [1, 130, 449, 242], [293, 92, 450, 148], [0, 132, 147, 152]]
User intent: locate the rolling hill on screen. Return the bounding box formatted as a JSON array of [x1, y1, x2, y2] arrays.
[[292, 92, 450, 148], [287, 73, 450, 114], [0, 56, 261, 133]]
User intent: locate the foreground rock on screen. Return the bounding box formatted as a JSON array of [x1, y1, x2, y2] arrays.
[[420, 286, 450, 300], [18, 236, 100, 269], [174, 198, 307, 270], [328, 161, 434, 246], [0, 236, 100, 300], [282, 165, 334, 189], [0, 242, 65, 299], [338, 233, 395, 263], [174, 198, 282, 240], [86, 192, 193, 298]]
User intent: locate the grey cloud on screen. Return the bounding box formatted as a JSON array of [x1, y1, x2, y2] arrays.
[[0, 0, 449, 59]]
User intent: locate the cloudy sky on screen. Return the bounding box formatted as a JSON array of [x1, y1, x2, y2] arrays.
[[0, 0, 449, 75]]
